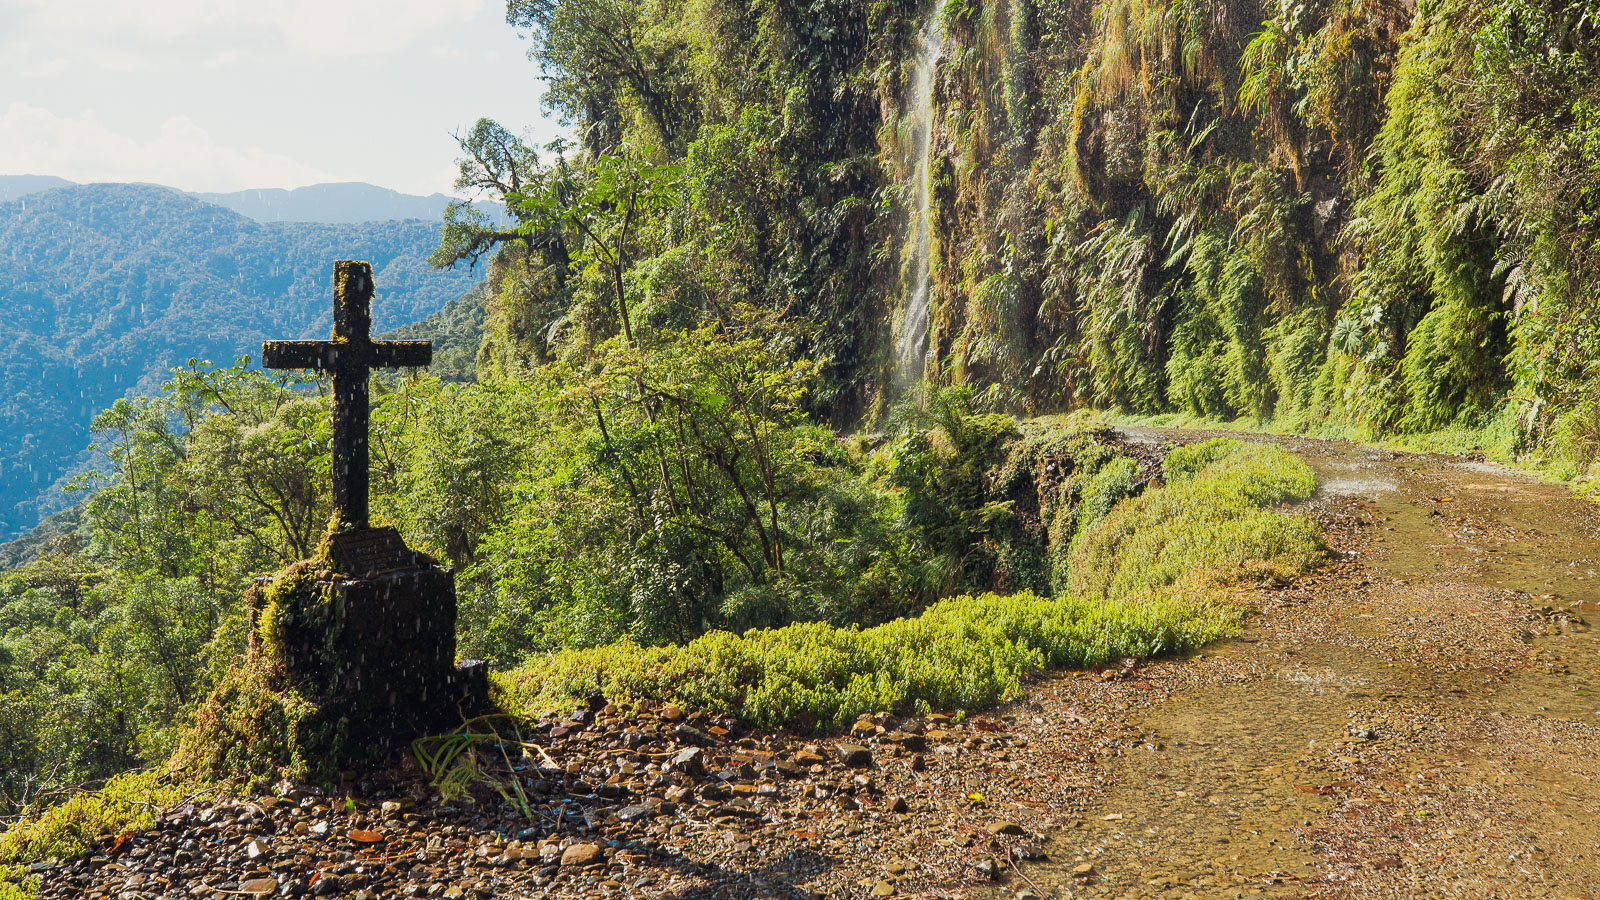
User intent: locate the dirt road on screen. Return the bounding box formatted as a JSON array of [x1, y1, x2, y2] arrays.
[[1015, 430, 1600, 899]]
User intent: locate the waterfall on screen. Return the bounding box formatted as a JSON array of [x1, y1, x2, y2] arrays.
[[894, 0, 948, 393]]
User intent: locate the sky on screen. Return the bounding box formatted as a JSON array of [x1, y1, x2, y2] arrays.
[[0, 0, 567, 196]]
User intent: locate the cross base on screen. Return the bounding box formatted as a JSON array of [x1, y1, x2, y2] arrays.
[[180, 532, 487, 782]]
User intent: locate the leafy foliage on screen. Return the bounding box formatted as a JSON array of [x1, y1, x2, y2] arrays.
[[0, 183, 476, 541], [502, 590, 1240, 732], [0, 363, 326, 817]]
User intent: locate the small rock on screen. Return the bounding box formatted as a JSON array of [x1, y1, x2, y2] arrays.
[[889, 797, 909, 814], [834, 743, 873, 766], [560, 843, 605, 868], [1073, 863, 1095, 877], [987, 821, 1025, 836], [669, 747, 706, 778], [239, 877, 277, 897], [974, 859, 1000, 880], [675, 724, 714, 745], [870, 880, 896, 897]]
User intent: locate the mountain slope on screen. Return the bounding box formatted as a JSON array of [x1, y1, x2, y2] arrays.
[[0, 182, 476, 540], [191, 181, 455, 224], [0, 174, 74, 202], [382, 281, 488, 383]]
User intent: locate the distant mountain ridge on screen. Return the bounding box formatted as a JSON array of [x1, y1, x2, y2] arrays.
[[0, 181, 480, 541], [0, 174, 73, 202], [192, 182, 455, 224], [0, 175, 508, 226]]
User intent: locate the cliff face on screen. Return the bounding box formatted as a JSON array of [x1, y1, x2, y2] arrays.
[[913, 0, 1597, 447], [478, 0, 1597, 449]]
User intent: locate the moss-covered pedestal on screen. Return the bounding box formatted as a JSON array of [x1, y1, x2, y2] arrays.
[[177, 527, 486, 786]]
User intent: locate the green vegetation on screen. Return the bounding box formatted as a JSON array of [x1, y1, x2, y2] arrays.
[[0, 182, 477, 541], [502, 590, 1239, 732], [381, 282, 489, 383], [168, 658, 320, 791], [0, 353, 1316, 824], [0, 772, 184, 868], [504, 436, 1320, 728], [408, 0, 1600, 483], [1069, 439, 1322, 599]]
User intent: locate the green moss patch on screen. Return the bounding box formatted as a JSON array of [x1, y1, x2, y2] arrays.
[[167, 656, 330, 790], [502, 590, 1238, 732]]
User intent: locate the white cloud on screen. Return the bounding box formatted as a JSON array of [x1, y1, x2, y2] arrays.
[[0, 103, 337, 192], [2, 0, 487, 72]]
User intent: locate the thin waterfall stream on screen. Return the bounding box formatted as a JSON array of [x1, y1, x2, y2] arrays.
[[894, 0, 948, 392]]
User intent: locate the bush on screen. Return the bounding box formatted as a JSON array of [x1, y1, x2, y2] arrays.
[[500, 590, 1239, 732], [1070, 440, 1323, 598], [0, 771, 184, 871], [1163, 437, 1243, 483]]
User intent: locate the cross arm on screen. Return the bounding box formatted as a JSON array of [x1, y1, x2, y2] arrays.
[[371, 341, 433, 369], [263, 340, 335, 371]]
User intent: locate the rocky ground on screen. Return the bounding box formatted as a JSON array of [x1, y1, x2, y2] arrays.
[[24, 430, 1600, 899]]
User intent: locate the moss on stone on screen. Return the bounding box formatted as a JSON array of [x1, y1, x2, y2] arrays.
[[168, 656, 326, 788], [175, 541, 468, 790]]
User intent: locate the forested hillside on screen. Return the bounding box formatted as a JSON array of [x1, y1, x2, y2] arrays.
[[0, 183, 477, 539]]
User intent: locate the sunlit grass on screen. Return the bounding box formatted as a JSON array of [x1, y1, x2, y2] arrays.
[[1068, 438, 1323, 598], [499, 590, 1239, 732]]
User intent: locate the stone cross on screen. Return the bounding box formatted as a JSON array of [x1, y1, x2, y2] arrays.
[[263, 260, 431, 530]]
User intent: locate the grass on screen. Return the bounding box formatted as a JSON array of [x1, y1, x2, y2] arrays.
[[1068, 438, 1323, 598], [0, 772, 186, 881], [504, 436, 1324, 730], [499, 590, 1240, 732]]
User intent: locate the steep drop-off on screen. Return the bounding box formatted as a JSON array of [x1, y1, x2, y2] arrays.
[[0, 183, 478, 539]]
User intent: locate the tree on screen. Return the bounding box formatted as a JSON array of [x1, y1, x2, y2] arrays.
[[431, 119, 572, 271], [508, 0, 700, 153], [511, 145, 684, 345]]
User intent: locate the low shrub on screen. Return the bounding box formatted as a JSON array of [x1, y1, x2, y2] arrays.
[[1163, 437, 1243, 483], [501, 590, 1239, 732], [0, 771, 184, 873], [1069, 439, 1322, 598]]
